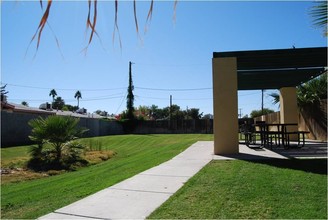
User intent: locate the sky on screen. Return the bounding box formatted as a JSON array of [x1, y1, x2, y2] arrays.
[[1, 0, 327, 117]]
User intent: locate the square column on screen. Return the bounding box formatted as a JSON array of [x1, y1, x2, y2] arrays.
[[212, 57, 239, 155], [280, 87, 299, 139]]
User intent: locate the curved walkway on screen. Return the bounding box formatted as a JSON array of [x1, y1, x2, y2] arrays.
[[39, 141, 326, 219]]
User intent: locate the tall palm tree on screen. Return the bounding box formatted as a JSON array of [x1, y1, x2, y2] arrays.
[[74, 90, 82, 108], [49, 89, 57, 102]]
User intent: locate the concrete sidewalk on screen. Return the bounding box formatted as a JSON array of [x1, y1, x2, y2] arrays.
[[39, 141, 214, 220], [39, 141, 309, 220]]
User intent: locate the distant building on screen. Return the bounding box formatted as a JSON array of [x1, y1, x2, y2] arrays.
[[1, 102, 55, 115]]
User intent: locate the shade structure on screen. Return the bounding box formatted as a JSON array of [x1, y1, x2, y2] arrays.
[[213, 47, 327, 90], [212, 47, 327, 155]]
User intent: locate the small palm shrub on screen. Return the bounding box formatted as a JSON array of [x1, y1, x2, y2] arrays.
[[28, 115, 88, 170]]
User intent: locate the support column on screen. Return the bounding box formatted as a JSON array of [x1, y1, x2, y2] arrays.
[[280, 87, 299, 139], [212, 57, 239, 155]]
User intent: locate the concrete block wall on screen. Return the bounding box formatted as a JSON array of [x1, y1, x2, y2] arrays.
[[1, 111, 124, 147]]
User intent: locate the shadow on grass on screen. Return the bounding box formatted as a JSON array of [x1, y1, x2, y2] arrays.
[[250, 158, 327, 175]]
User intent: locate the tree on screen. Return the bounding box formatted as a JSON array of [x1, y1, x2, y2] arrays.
[[167, 104, 184, 120], [126, 62, 135, 120], [74, 90, 82, 108], [250, 108, 274, 118], [49, 89, 57, 102], [151, 105, 168, 120], [63, 104, 79, 112], [186, 108, 203, 120], [52, 96, 65, 110], [202, 114, 213, 119], [269, 73, 327, 108], [1, 84, 8, 102], [310, 1, 327, 36], [28, 115, 88, 169], [297, 73, 327, 108], [136, 105, 150, 120], [21, 101, 29, 107], [95, 109, 108, 116]]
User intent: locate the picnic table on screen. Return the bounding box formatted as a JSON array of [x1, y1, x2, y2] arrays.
[[252, 123, 309, 149]]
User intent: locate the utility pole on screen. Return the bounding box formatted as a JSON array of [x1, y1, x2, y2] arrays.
[[127, 61, 135, 120], [239, 108, 242, 118], [169, 95, 172, 129], [261, 89, 264, 115], [169, 95, 172, 120]]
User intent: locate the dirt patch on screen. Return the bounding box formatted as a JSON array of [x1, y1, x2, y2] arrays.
[[1, 150, 116, 184], [1, 168, 49, 184], [84, 150, 116, 164]]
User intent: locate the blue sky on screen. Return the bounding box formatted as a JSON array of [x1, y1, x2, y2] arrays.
[[1, 0, 327, 117]]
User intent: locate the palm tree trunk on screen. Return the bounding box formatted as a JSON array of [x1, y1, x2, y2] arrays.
[[55, 143, 62, 166]]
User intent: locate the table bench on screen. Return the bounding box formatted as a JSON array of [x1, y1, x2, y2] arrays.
[[285, 131, 310, 148]]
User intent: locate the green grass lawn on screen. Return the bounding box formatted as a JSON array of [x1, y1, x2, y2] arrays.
[[149, 159, 327, 219], [1, 134, 213, 219], [1, 145, 30, 167]]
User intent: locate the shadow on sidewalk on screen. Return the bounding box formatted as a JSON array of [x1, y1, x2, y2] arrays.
[[216, 140, 327, 175]]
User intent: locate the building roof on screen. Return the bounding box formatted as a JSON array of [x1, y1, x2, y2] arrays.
[[3, 103, 56, 115], [1, 101, 15, 110], [213, 47, 327, 90]]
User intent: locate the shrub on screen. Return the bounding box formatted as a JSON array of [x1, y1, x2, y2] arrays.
[[28, 116, 88, 170]]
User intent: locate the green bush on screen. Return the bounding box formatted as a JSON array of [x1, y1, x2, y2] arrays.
[[28, 115, 88, 170], [119, 119, 137, 133]]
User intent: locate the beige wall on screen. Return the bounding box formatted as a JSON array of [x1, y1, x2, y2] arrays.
[[212, 57, 239, 154]]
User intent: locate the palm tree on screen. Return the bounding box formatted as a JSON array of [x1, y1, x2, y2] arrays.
[[28, 115, 88, 168], [269, 73, 327, 108], [310, 1, 327, 36], [49, 89, 57, 102], [52, 96, 65, 110], [74, 90, 82, 108]]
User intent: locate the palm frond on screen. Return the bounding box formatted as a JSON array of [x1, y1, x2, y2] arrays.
[[113, 0, 122, 50], [144, 0, 154, 33], [27, 0, 178, 55], [269, 92, 280, 106], [173, 0, 178, 23], [310, 1, 327, 35], [25, 0, 52, 58], [133, 0, 139, 34]]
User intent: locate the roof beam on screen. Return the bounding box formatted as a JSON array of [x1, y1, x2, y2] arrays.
[[214, 47, 327, 70]]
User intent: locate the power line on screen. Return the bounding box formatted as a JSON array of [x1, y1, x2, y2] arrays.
[[136, 95, 212, 101], [2, 82, 126, 92], [2, 82, 212, 92], [114, 91, 128, 114], [137, 63, 208, 67], [135, 86, 211, 91], [10, 95, 124, 103]]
